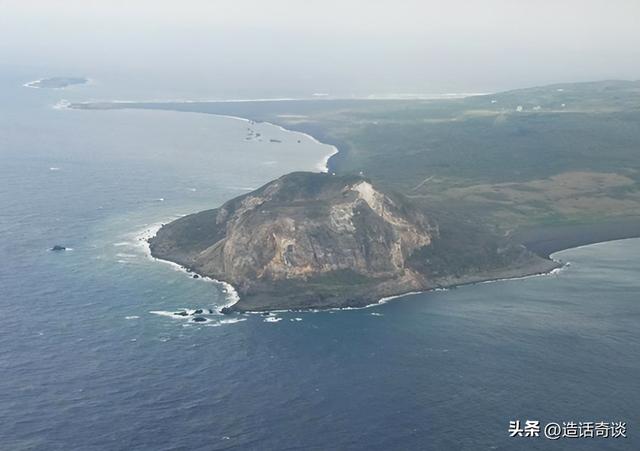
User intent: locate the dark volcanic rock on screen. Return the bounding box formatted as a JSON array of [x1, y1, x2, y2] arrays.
[[192, 316, 207, 322], [51, 245, 66, 251], [150, 172, 557, 311]]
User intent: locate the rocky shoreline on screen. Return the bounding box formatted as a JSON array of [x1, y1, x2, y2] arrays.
[[221, 253, 562, 313], [149, 172, 561, 313], [148, 239, 561, 314]]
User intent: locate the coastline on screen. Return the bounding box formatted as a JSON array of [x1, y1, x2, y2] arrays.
[[141, 218, 568, 315], [23, 77, 91, 90], [369, 261, 567, 309], [65, 91, 482, 105], [135, 222, 240, 311], [65, 102, 341, 174], [514, 216, 640, 258], [133, 115, 338, 312], [258, 120, 339, 173], [23, 79, 43, 89], [125, 106, 567, 313], [221, 257, 565, 314], [212, 113, 340, 173], [68, 99, 640, 313]]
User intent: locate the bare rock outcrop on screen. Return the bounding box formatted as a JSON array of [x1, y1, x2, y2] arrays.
[[150, 172, 557, 311]]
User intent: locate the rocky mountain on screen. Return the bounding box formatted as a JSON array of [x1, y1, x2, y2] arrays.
[[150, 172, 558, 311]]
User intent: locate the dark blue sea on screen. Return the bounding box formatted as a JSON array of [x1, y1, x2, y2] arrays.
[[1, 69, 638, 450]]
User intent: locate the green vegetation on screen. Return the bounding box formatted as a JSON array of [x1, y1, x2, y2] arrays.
[[73, 80, 640, 232]]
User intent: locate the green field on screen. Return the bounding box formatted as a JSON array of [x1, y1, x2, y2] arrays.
[[74, 80, 640, 234]]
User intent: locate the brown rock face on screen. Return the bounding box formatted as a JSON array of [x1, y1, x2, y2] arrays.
[[149, 172, 558, 311], [150, 172, 438, 310]]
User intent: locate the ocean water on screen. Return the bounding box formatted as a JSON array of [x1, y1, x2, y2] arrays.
[[1, 71, 638, 451]]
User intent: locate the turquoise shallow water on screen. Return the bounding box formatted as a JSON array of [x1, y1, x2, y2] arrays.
[[1, 70, 638, 450]]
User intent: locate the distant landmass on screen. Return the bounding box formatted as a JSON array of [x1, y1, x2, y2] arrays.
[[24, 77, 88, 89], [72, 80, 640, 310]]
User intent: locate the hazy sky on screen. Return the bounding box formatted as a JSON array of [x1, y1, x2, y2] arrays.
[[2, 0, 639, 98]]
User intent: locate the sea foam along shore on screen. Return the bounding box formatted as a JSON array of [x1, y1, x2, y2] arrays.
[[267, 121, 338, 173], [128, 112, 565, 314], [212, 113, 339, 173], [239, 260, 568, 315], [66, 101, 340, 173], [108, 110, 340, 314], [23, 77, 92, 90], [135, 222, 240, 311], [71, 100, 569, 314], [135, 192, 565, 316], [369, 259, 566, 309], [23, 79, 44, 89]]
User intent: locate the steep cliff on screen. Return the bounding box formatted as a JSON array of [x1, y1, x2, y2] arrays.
[[150, 172, 558, 311]]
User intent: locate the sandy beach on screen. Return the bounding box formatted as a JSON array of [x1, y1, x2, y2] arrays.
[[514, 216, 640, 257]]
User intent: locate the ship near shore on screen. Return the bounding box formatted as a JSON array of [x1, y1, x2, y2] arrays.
[[150, 172, 559, 312], [69, 79, 640, 312], [4, 71, 639, 450], [71, 79, 640, 263]]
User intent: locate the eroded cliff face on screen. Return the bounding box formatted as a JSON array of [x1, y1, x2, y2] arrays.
[[149, 172, 557, 311], [207, 179, 432, 277], [150, 173, 439, 309]]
